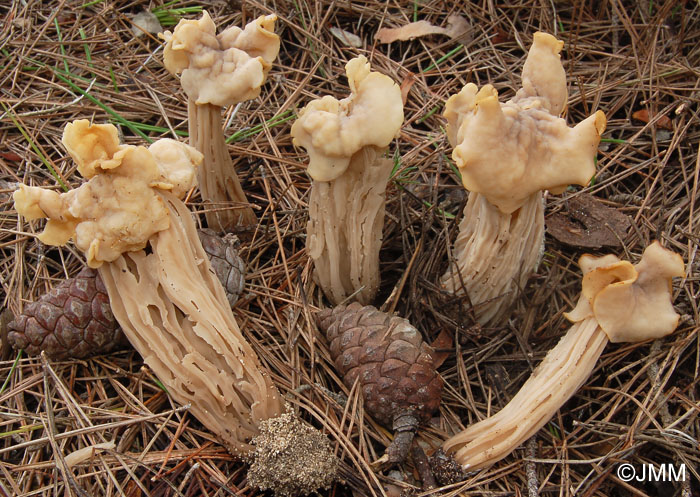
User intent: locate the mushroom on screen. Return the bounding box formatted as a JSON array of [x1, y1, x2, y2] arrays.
[[290, 55, 404, 305], [441, 241, 685, 471], [161, 11, 280, 231], [440, 32, 607, 326], [13, 121, 339, 490]]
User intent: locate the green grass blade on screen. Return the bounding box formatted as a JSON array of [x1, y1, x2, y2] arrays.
[[79, 28, 96, 78], [54, 18, 70, 74], [52, 72, 153, 143], [422, 45, 463, 73], [109, 66, 119, 92], [1, 102, 68, 191], [0, 349, 22, 396], [226, 110, 296, 144], [417, 105, 440, 123]]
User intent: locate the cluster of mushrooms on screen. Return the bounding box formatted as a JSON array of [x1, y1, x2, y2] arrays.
[[11, 10, 686, 496]]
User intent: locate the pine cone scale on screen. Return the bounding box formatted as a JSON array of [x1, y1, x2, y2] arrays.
[[318, 302, 443, 464], [7, 229, 246, 360]]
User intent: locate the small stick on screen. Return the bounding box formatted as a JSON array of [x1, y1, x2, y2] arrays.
[[411, 443, 437, 490]]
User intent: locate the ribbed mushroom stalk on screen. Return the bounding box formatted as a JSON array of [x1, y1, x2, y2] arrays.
[[161, 11, 280, 231], [290, 56, 404, 305], [442, 242, 685, 471], [440, 32, 606, 326], [8, 125, 331, 487], [5, 230, 245, 361]]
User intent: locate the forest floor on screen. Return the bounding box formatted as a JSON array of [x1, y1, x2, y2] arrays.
[[0, 1, 698, 496]]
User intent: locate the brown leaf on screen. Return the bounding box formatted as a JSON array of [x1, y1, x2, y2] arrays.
[[430, 328, 453, 369], [376, 20, 447, 44], [125, 480, 142, 497], [546, 193, 632, 249], [400, 72, 416, 105], [376, 17, 471, 44], [0, 151, 22, 161], [632, 109, 673, 130], [444, 15, 471, 44], [493, 26, 511, 44], [329, 27, 362, 48]]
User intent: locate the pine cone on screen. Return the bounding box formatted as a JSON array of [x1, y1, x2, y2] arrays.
[[317, 303, 443, 464], [7, 267, 124, 360], [6, 230, 246, 360], [198, 228, 245, 307]]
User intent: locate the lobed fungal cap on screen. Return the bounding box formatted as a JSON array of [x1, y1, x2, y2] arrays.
[[444, 32, 606, 214], [13, 120, 202, 267], [161, 11, 279, 106], [290, 55, 404, 182], [565, 241, 685, 343]]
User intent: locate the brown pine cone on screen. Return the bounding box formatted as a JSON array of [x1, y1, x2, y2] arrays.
[[198, 228, 245, 307], [317, 303, 443, 464], [6, 230, 246, 360], [7, 267, 124, 360]]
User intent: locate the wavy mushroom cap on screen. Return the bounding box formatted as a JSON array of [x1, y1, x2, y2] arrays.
[[515, 32, 567, 115], [444, 32, 606, 214], [13, 121, 202, 267], [290, 55, 404, 182], [565, 242, 685, 343], [161, 11, 279, 106]]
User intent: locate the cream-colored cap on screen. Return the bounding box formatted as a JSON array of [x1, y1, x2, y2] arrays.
[[162, 11, 279, 106], [565, 242, 685, 343], [444, 32, 606, 214], [13, 120, 202, 267], [290, 56, 404, 182]]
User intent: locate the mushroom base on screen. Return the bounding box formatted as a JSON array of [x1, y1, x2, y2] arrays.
[[98, 192, 283, 455], [189, 101, 257, 231], [440, 191, 544, 326], [443, 317, 607, 470], [307, 145, 391, 305]]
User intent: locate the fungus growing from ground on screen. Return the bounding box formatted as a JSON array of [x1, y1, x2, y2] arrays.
[[290, 55, 404, 305], [440, 32, 606, 326], [14, 120, 338, 492], [161, 11, 280, 230], [441, 241, 684, 471]]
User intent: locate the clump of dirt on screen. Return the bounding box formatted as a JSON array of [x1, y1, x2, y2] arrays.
[[247, 409, 339, 496], [429, 449, 464, 486]]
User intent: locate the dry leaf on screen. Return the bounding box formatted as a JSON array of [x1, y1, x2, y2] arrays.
[[546, 193, 631, 249], [632, 109, 673, 130], [493, 26, 511, 44], [131, 11, 162, 38], [64, 441, 116, 468], [329, 27, 362, 48], [376, 20, 447, 44], [444, 15, 471, 43], [0, 151, 22, 161], [376, 16, 471, 44], [400, 72, 416, 105], [430, 328, 453, 369]]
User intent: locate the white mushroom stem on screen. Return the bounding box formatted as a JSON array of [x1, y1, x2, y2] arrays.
[[307, 146, 391, 305], [188, 100, 256, 229], [13, 121, 286, 454], [99, 192, 282, 454], [443, 317, 606, 470], [442, 242, 684, 471], [291, 56, 403, 305], [161, 11, 280, 231], [441, 192, 544, 325], [14, 120, 339, 490], [440, 32, 606, 326]]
